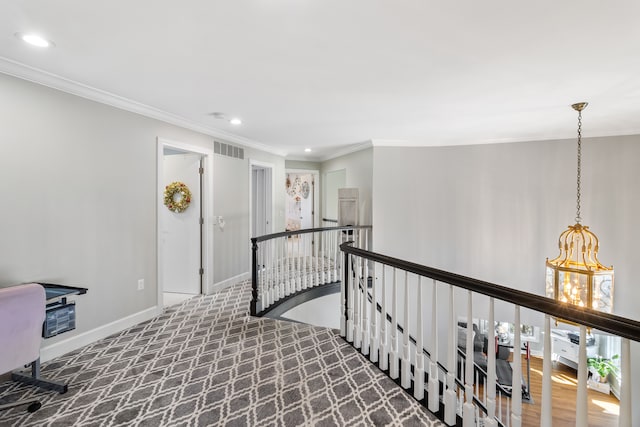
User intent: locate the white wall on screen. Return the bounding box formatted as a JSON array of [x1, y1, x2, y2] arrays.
[[372, 138, 640, 315], [0, 72, 286, 357], [212, 146, 285, 284], [0, 72, 207, 341], [285, 160, 321, 170], [372, 136, 640, 422], [324, 169, 346, 221], [320, 147, 373, 225]]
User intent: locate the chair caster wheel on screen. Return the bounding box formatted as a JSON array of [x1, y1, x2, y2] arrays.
[[27, 401, 41, 413]]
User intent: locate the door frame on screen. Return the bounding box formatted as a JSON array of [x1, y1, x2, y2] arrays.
[[157, 137, 214, 312], [248, 159, 274, 267], [285, 169, 320, 229]]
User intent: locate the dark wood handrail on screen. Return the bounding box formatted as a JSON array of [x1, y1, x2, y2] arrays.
[[252, 225, 372, 244], [340, 242, 640, 342]]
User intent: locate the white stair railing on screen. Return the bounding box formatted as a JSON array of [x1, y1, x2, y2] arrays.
[[340, 242, 640, 427], [250, 225, 371, 317]]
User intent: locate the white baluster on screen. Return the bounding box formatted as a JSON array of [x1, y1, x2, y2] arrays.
[[258, 243, 264, 312], [335, 230, 341, 283], [276, 239, 280, 298], [506, 395, 510, 427], [290, 235, 295, 293], [282, 237, 287, 299], [346, 253, 354, 342], [281, 238, 286, 297], [272, 239, 277, 303], [540, 315, 552, 427], [361, 256, 370, 356], [285, 236, 291, 296], [314, 232, 319, 286], [331, 230, 336, 282], [340, 244, 346, 337], [401, 272, 411, 389], [274, 239, 278, 301], [511, 306, 522, 427], [444, 285, 456, 426], [258, 242, 265, 310], [428, 279, 439, 412], [302, 233, 307, 290], [389, 268, 399, 379], [575, 324, 588, 427], [321, 230, 326, 284], [379, 266, 389, 371], [267, 240, 273, 305], [498, 390, 503, 426], [414, 276, 425, 401], [353, 256, 362, 349], [619, 337, 631, 427], [369, 261, 379, 363], [296, 234, 301, 292], [485, 298, 497, 427], [463, 291, 474, 427]]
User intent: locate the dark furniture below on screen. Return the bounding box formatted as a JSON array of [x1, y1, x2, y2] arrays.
[[457, 323, 514, 390]]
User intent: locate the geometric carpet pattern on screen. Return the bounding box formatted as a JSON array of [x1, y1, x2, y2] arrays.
[[0, 281, 443, 426]]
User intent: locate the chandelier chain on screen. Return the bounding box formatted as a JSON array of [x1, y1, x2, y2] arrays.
[[576, 109, 582, 223]]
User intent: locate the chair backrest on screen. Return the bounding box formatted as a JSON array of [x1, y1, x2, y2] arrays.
[[0, 283, 46, 374]]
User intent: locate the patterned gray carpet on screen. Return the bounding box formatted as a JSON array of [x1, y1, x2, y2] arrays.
[[0, 281, 442, 426]]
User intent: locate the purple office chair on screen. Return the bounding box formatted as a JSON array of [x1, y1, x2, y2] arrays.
[[0, 283, 46, 413]]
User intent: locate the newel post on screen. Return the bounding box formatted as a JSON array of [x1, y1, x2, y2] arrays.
[[250, 238, 259, 316]]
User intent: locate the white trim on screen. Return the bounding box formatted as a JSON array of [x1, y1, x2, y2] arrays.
[[157, 137, 215, 309], [0, 57, 286, 157], [249, 159, 275, 236], [40, 306, 158, 363], [249, 159, 275, 274], [285, 168, 320, 228], [207, 272, 251, 294]]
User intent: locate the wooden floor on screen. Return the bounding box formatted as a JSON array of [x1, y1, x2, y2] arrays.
[[504, 355, 620, 427]]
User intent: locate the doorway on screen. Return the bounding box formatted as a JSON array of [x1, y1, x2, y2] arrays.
[[250, 161, 273, 239], [157, 138, 214, 310], [285, 169, 319, 231]]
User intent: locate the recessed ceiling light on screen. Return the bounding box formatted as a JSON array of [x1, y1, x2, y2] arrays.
[[229, 118, 242, 125], [15, 32, 54, 48], [304, 148, 312, 153]]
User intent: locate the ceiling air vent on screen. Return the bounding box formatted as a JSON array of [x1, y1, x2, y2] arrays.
[[214, 141, 244, 160]]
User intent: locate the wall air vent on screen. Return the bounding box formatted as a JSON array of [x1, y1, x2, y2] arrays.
[[214, 141, 244, 160]]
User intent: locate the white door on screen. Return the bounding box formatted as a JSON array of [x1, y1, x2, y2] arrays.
[[285, 173, 315, 231], [162, 153, 202, 294], [251, 165, 272, 238]]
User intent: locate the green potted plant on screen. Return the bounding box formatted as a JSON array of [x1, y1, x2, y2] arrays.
[[588, 354, 619, 383]]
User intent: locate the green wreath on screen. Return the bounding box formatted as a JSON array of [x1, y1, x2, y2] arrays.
[[164, 181, 192, 213]]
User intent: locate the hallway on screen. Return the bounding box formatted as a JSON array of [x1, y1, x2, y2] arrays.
[[0, 282, 440, 426]]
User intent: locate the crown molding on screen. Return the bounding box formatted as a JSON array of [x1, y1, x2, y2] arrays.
[[0, 56, 287, 157]]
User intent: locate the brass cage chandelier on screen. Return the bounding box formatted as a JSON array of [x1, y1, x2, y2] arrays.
[[545, 102, 614, 313]]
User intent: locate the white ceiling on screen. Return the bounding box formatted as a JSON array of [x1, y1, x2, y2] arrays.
[[1, 1, 639, 161]]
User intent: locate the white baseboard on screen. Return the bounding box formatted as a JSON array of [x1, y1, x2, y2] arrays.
[[40, 306, 159, 363], [207, 272, 250, 294]]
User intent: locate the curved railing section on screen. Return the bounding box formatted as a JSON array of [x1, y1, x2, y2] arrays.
[[340, 242, 640, 427], [250, 225, 372, 317]]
